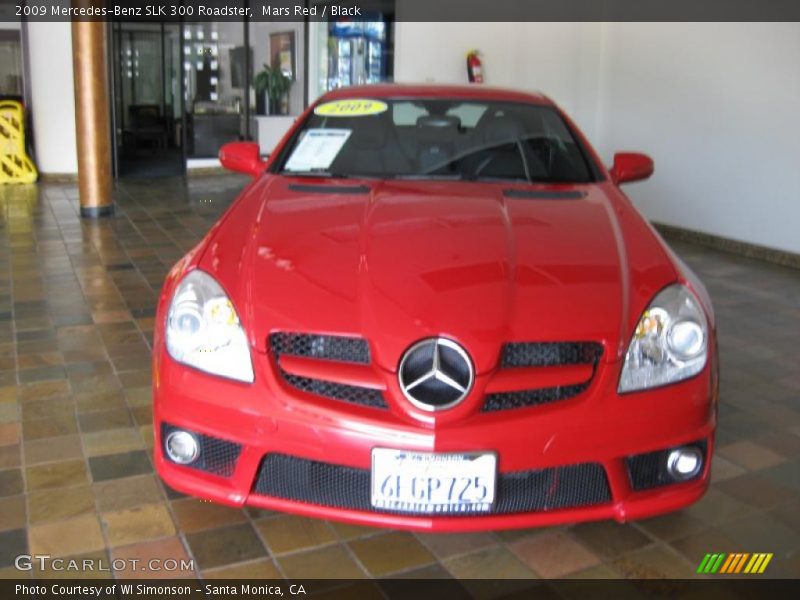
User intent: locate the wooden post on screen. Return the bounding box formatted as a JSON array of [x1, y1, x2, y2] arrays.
[[72, 18, 113, 217]]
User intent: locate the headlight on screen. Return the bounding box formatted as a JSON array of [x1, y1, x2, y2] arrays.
[[618, 284, 708, 393], [166, 270, 254, 383]]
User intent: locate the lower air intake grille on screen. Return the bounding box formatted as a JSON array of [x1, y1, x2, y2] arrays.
[[253, 454, 611, 515], [161, 423, 242, 477]]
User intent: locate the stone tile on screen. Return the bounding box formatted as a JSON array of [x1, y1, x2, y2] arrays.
[[716, 473, 796, 509], [0, 423, 20, 446], [328, 520, 383, 542], [569, 521, 653, 560], [82, 428, 145, 457], [28, 514, 105, 556], [348, 532, 437, 577], [684, 487, 759, 525], [32, 549, 112, 580], [88, 450, 151, 482], [669, 527, 740, 566], [93, 474, 164, 512], [203, 558, 282, 579], [28, 485, 94, 523], [508, 530, 601, 578], [710, 455, 747, 482], [716, 440, 786, 470], [0, 469, 23, 497], [101, 502, 176, 547], [416, 531, 498, 559], [112, 537, 194, 579], [0, 495, 26, 532], [22, 415, 78, 440], [23, 435, 83, 465], [610, 545, 696, 579], [78, 409, 133, 434], [255, 515, 337, 555], [0, 529, 27, 568], [185, 523, 268, 570], [443, 547, 537, 598], [634, 511, 709, 542], [0, 444, 20, 469], [26, 459, 89, 492], [171, 497, 247, 533], [278, 544, 366, 579]]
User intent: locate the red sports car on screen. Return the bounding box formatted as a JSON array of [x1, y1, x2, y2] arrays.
[[153, 84, 718, 531]]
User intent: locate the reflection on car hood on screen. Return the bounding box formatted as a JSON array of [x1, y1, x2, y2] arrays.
[[201, 176, 678, 372]]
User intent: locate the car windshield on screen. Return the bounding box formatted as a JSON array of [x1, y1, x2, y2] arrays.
[[276, 98, 598, 183]]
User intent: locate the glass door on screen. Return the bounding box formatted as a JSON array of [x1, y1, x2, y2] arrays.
[[111, 22, 183, 177]]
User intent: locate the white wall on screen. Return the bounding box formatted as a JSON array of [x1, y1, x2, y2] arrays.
[[394, 22, 604, 140], [25, 22, 78, 174], [594, 23, 800, 255], [395, 22, 800, 255]]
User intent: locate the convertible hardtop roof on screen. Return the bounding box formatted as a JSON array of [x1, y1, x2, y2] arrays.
[[319, 83, 553, 106]]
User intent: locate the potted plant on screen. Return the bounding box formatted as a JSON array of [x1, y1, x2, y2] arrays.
[[254, 64, 291, 115]]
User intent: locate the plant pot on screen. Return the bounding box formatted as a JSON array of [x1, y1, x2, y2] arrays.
[[255, 92, 267, 116]]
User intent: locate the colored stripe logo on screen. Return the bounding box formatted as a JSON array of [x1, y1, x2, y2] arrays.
[[697, 553, 773, 574]]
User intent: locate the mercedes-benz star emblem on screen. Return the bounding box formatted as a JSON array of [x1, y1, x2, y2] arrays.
[[398, 338, 474, 411]]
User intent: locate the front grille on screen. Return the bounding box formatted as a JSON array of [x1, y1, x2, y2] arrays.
[[161, 423, 241, 477], [483, 342, 603, 412], [484, 382, 590, 412], [269, 332, 387, 410], [501, 342, 604, 368], [627, 440, 707, 491], [253, 454, 611, 515], [269, 332, 370, 364], [281, 373, 387, 409]]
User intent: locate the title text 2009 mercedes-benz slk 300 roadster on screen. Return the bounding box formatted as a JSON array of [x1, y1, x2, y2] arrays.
[[153, 84, 718, 531]]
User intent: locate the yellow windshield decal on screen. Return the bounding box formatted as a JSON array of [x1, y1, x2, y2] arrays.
[[314, 99, 388, 117]]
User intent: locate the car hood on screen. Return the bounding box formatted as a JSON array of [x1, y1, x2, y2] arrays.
[[201, 176, 678, 373]]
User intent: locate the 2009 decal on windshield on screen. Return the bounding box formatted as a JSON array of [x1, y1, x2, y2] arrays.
[[314, 99, 388, 117]]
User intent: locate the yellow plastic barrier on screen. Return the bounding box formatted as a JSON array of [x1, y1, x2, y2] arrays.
[[0, 100, 38, 184]]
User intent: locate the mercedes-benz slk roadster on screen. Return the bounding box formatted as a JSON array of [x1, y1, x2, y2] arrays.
[[153, 84, 718, 531]]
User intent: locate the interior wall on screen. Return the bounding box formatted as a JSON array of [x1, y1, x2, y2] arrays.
[[394, 22, 604, 140], [595, 23, 800, 255], [24, 22, 78, 175]]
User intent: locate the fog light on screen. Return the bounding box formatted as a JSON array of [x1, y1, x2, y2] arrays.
[[165, 430, 199, 465], [666, 446, 702, 480]]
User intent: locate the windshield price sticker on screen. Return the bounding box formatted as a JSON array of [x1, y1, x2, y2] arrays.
[[314, 99, 389, 117], [284, 129, 352, 172], [371, 449, 497, 514]]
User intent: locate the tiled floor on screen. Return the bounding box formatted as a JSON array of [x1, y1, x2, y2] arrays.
[[0, 177, 799, 581]]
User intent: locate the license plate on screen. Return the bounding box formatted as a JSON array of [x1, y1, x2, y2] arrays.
[[370, 448, 497, 514]]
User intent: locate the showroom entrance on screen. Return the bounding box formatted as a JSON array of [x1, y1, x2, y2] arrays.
[[110, 22, 184, 177]]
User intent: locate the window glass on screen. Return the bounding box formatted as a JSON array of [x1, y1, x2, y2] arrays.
[[278, 99, 597, 184]]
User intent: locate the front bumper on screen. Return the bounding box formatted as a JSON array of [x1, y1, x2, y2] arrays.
[[153, 347, 717, 532]]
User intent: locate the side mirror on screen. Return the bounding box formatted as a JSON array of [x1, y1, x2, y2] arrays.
[[610, 152, 654, 185], [219, 142, 266, 177]]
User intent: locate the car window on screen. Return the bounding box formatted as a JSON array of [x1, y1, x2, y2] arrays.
[[277, 98, 598, 184]]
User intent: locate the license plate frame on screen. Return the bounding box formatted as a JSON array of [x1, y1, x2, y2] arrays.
[[370, 448, 497, 514]]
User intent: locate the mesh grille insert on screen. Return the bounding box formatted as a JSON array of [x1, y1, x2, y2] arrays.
[[501, 342, 603, 368], [281, 373, 388, 409], [483, 382, 590, 412], [269, 332, 387, 410], [253, 454, 611, 515], [161, 423, 241, 477], [484, 342, 603, 412], [269, 332, 370, 364]]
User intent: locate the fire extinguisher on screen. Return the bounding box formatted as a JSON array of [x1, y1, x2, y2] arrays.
[[466, 50, 484, 84]]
